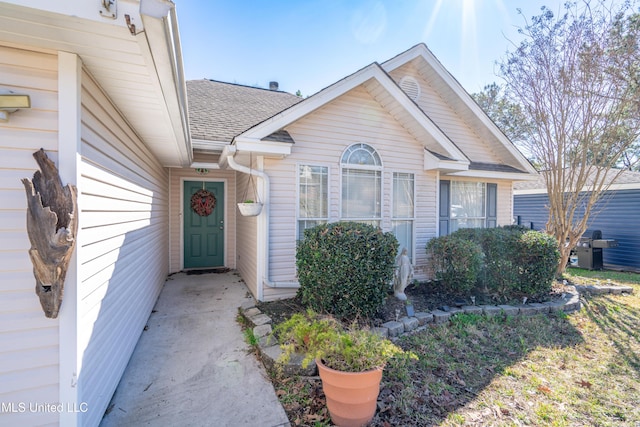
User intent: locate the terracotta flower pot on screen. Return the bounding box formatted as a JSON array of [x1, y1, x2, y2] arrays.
[[316, 358, 383, 427]]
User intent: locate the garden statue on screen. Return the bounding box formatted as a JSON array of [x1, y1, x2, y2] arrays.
[[393, 248, 413, 301]]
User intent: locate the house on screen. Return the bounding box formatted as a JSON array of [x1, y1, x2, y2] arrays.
[[514, 169, 640, 271], [182, 44, 537, 302], [0, 1, 536, 425], [0, 1, 190, 426]]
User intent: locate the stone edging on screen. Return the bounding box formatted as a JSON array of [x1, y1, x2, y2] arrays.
[[240, 284, 633, 376]]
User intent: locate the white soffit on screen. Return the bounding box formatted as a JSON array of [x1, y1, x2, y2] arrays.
[[0, 0, 191, 167]]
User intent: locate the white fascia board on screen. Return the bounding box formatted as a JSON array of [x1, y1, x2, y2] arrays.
[[383, 44, 537, 175], [192, 138, 229, 152], [3, 0, 112, 23], [514, 181, 640, 195], [446, 170, 539, 181], [381, 43, 427, 72], [240, 62, 465, 162], [233, 137, 292, 157], [513, 188, 548, 195], [424, 150, 469, 172], [239, 63, 383, 139], [190, 161, 220, 170], [139, 0, 192, 166]]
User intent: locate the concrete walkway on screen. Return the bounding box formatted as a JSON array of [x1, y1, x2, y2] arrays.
[[100, 272, 290, 427]]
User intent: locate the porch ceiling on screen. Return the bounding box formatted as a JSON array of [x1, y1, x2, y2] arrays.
[[0, 0, 191, 167]]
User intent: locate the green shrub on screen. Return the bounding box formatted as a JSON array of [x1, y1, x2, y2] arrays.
[[514, 231, 560, 299], [425, 235, 483, 295], [434, 227, 560, 301], [273, 310, 415, 372], [455, 227, 521, 298], [296, 222, 398, 319]]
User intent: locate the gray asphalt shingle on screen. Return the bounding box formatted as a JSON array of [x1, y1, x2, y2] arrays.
[[187, 79, 302, 143]]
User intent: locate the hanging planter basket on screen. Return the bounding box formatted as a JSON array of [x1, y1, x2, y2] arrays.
[[237, 152, 264, 217], [237, 201, 263, 217]]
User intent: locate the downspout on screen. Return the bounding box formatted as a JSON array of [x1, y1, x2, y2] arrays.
[[224, 147, 299, 301]]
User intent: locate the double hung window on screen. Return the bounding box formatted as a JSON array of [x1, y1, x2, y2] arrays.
[[340, 143, 382, 227], [392, 172, 415, 259], [298, 165, 328, 240], [439, 180, 497, 235]]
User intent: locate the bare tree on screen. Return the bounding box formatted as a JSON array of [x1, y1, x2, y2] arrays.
[[500, 0, 640, 273]]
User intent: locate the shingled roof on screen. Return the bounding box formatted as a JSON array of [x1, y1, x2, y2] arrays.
[[187, 79, 302, 143], [514, 168, 640, 191]]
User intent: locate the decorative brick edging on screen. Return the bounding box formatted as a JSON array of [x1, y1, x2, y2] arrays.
[[240, 284, 633, 376]]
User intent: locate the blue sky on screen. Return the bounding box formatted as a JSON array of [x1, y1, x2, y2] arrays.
[[176, 1, 566, 96]]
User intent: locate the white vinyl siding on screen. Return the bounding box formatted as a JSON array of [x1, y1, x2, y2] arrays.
[[0, 46, 59, 427], [389, 63, 500, 164], [236, 161, 260, 299], [75, 69, 170, 427], [264, 86, 437, 291]]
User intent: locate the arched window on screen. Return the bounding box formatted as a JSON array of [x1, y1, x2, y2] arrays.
[[341, 143, 382, 224], [341, 143, 382, 167]]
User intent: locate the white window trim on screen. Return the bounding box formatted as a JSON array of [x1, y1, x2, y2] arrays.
[[449, 180, 487, 232], [339, 143, 383, 222], [391, 171, 416, 262], [296, 162, 330, 239]]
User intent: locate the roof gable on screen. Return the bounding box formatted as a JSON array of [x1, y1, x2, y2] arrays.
[[382, 44, 537, 175], [236, 62, 468, 167]]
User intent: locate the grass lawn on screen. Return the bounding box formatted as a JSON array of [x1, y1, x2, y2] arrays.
[[270, 268, 640, 426]]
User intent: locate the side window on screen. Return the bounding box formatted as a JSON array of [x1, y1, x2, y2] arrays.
[[439, 180, 450, 236], [393, 172, 415, 260], [298, 165, 328, 240], [440, 180, 497, 234]]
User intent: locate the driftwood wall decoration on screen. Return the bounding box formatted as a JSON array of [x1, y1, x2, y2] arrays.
[[22, 149, 78, 319]]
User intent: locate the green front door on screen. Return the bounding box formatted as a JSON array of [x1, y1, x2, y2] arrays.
[[184, 181, 224, 268]]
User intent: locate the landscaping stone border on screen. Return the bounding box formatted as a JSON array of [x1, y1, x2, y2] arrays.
[[239, 284, 633, 376]]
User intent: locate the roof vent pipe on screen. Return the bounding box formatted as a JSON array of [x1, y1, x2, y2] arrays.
[[269, 81, 279, 91]]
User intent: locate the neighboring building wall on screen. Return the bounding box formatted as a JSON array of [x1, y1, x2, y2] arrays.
[[168, 168, 237, 273], [514, 190, 640, 270], [0, 45, 60, 427], [75, 69, 170, 426]]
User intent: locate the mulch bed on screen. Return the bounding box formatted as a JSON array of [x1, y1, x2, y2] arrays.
[[255, 280, 570, 426], [257, 280, 568, 327]]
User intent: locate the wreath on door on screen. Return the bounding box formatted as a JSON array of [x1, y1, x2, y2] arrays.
[[191, 189, 216, 216]]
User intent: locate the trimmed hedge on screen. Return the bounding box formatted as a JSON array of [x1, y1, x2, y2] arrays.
[[296, 222, 398, 319], [425, 235, 483, 296], [426, 226, 560, 301]]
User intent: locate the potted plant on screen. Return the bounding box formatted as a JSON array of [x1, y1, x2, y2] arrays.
[[237, 199, 263, 216], [273, 311, 416, 427]]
